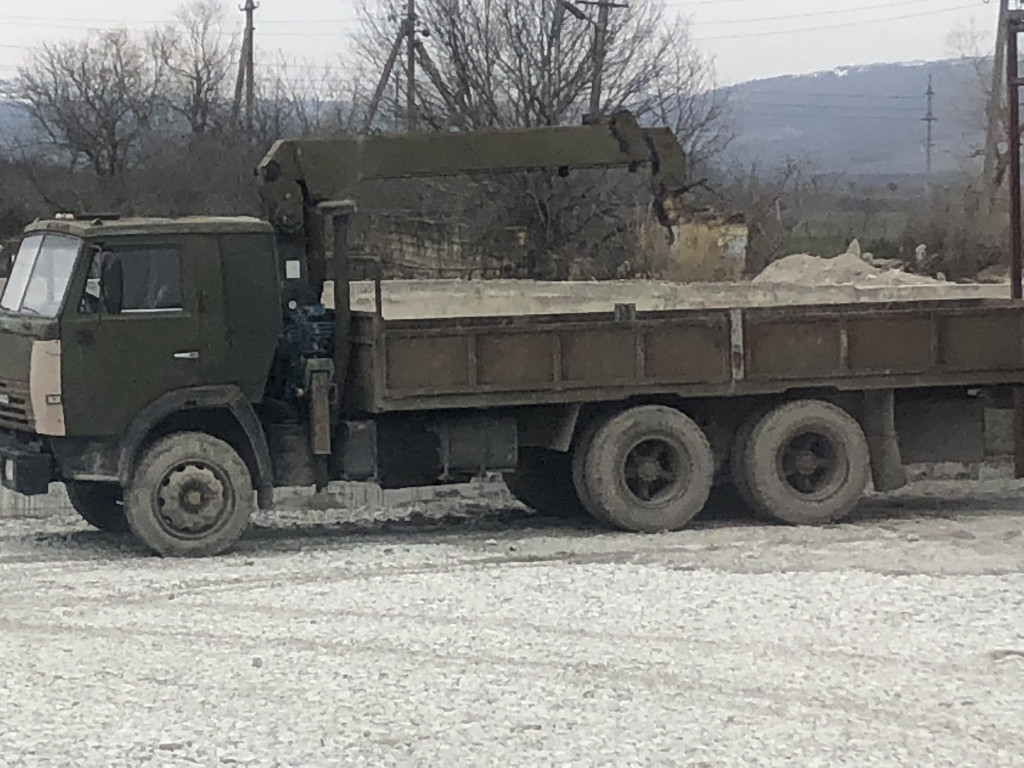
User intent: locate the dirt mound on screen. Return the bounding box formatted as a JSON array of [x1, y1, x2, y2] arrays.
[[753, 252, 941, 287]]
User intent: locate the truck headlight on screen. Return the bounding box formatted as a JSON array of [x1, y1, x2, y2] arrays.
[[3, 460, 12, 483]]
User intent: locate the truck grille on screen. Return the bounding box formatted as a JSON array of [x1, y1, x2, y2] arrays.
[[0, 379, 32, 430]]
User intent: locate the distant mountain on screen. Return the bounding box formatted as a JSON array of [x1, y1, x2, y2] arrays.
[[0, 80, 28, 138], [721, 58, 986, 177]]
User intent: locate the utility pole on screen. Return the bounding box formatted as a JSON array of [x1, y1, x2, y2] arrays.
[[571, 0, 627, 123], [984, 0, 1010, 216], [923, 74, 936, 200], [543, 1, 567, 124], [405, 0, 417, 131], [365, 1, 419, 133], [1004, 6, 1024, 477], [232, 0, 258, 135]]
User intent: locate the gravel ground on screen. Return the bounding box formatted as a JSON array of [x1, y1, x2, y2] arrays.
[[2, 481, 1024, 767]]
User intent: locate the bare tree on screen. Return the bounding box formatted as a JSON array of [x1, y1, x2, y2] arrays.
[[645, 40, 731, 175], [355, 0, 728, 137], [717, 158, 816, 273], [261, 56, 368, 138], [152, 0, 236, 136], [350, 0, 730, 278], [18, 29, 164, 178]]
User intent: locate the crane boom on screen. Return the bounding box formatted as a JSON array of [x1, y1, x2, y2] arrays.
[[255, 111, 690, 307], [257, 111, 688, 238]]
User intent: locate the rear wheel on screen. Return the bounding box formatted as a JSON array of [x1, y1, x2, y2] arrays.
[[125, 432, 254, 557], [729, 408, 773, 520], [571, 419, 609, 523], [742, 400, 870, 525], [66, 481, 128, 533], [577, 405, 715, 533], [503, 448, 585, 517]]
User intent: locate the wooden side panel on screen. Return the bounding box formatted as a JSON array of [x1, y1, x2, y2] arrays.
[[562, 329, 636, 383], [745, 319, 841, 380], [644, 324, 730, 383], [847, 316, 932, 372], [477, 333, 554, 387]]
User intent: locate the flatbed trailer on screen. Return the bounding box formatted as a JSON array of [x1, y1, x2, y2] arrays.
[[350, 298, 1024, 412]]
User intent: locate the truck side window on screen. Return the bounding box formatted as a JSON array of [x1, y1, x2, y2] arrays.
[[79, 247, 104, 315], [102, 247, 183, 313]]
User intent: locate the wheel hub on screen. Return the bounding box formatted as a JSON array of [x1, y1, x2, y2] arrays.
[[157, 464, 228, 534], [780, 431, 840, 496], [623, 439, 684, 503], [793, 450, 819, 476], [636, 457, 663, 483]]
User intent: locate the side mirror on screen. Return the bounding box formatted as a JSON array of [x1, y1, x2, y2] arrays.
[[100, 255, 123, 315]]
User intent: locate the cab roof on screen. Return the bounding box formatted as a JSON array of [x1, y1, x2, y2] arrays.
[[24, 216, 273, 239]]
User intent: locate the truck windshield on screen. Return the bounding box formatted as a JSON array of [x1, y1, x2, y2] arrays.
[[0, 233, 81, 317]]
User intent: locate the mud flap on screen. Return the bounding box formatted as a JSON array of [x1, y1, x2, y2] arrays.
[[863, 390, 907, 493]]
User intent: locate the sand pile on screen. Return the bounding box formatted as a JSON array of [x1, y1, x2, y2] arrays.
[[753, 252, 941, 288]]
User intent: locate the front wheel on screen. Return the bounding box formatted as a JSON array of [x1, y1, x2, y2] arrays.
[[577, 405, 715, 533], [125, 432, 254, 557]]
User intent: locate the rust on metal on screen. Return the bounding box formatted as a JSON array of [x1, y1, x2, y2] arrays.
[[343, 299, 1024, 414]]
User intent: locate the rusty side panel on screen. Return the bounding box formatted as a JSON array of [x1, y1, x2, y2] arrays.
[[941, 310, 1024, 370], [476, 334, 554, 387], [386, 336, 470, 390], [644, 323, 730, 382], [745, 319, 840, 380], [346, 300, 1024, 414], [562, 329, 635, 384], [847, 315, 933, 372]]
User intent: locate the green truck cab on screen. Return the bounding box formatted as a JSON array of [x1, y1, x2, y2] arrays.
[[0, 216, 284, 551]]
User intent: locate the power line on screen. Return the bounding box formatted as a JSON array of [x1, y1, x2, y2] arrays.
[[694, 0, 953, 26], [735, 99, 921, 110], [700, 3, 980, 40], [0, 3, 981, 50], [0, 14, 359, 26], [732, 89, 922, 100], [0, 0, 973, 36]]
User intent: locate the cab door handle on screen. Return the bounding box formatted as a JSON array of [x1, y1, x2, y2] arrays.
[[173, 351, 200, 360]]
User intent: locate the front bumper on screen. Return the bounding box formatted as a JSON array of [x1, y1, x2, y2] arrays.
[[0, 436, 55, 496]]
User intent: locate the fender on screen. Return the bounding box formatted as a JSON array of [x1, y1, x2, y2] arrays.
[[117, 385, 274, 505]]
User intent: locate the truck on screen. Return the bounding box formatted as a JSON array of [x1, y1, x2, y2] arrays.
[[0, 111, 1019, 556]]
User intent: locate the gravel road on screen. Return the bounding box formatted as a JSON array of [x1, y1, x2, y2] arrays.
[[2, 481, 1024, 767]]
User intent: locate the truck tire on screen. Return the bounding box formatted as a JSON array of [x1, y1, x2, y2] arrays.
[[124, 432, 254, 557], [742, 400, 870, 525], [579, 405, 715, 533], [66, 481, 129, 533], [571, 419, 610, 524], [729, 409, 773, 520]]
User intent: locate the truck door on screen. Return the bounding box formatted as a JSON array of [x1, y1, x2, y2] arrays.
[[61, 240, 202, 437]]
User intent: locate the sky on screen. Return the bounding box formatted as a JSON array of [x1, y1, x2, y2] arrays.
[[0, 0, 1003, 86]]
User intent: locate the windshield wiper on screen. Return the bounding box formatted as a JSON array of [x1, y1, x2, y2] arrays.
[[19, 306, 41, 316]]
